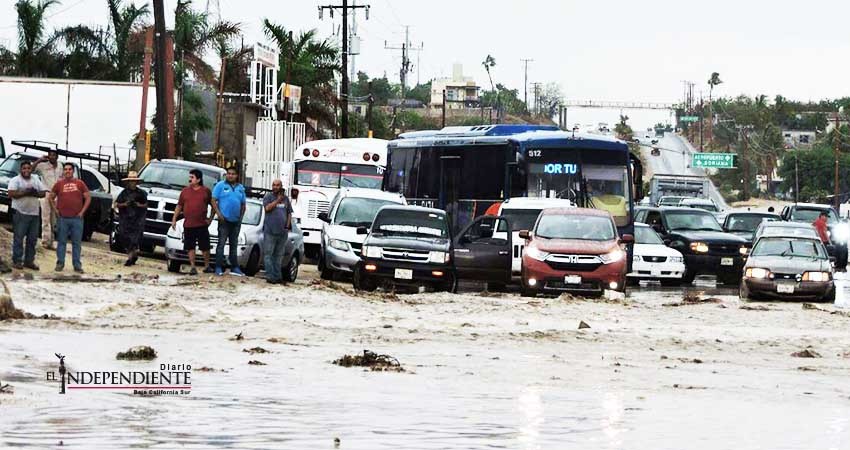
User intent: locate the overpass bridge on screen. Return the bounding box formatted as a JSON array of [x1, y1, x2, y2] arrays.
[[557, 100, 680, 129]]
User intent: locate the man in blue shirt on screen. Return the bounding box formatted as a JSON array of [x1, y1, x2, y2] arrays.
[[212, 166, 247, 276]]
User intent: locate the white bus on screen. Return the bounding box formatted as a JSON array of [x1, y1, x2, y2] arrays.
[[284, 138, 388, 258]]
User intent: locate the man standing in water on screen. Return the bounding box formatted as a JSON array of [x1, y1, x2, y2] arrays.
[[49, 163, 90, 273], [172, 169, 215, 275], [262, 179, 292, 284], [32, 150, 63, 249], [211, 167, 246, 276], [114, 171, 148, 266], [8, 161, 47, 270]]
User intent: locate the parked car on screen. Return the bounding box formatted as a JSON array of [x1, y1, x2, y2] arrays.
[[679, 197, 720, 213], [491, 197, 575, 282], [0, 152, 114, 240], [634, 207, 747, 284], [627, 223, 686, 286], [722, 211, 781, 245], [354, 205, 454, 292], [657, 195, 686, 207], [780, 203, 848, 269], [113, 159, 226, 253], [164, 198, 304, 280], [519, 208, 632, 297], [740, 234, 834, 302], [753, 220, 819, 241], [317, 188, 406, 279]]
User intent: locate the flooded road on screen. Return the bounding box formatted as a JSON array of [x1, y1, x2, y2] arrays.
[[2, 267, 850, 449]]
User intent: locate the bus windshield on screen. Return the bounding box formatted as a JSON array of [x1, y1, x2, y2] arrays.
[[527, 163, 632, 226], [295, 161, 383, 189]]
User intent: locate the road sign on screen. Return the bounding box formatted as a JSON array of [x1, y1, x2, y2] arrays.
[[680, 116, 699, 123], [693, 152, 735, 169]]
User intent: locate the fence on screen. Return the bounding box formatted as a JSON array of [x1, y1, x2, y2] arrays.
[[247, 120, 306, 189]]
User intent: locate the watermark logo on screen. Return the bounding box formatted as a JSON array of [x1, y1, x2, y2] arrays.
[[46, 354, 192, 396]]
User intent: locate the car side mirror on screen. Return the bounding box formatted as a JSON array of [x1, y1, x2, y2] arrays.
[[356, 226, 368, 235], [318, 212, 330, 223], [620, 234, 634, 244], [518, 230, 530, 240]]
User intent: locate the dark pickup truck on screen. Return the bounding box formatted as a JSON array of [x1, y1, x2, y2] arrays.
[[636, 206, 748, 285]]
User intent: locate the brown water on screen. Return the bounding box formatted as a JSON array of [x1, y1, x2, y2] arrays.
[[2, 273, 850, 449]]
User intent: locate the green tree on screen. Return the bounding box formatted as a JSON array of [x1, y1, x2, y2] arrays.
[[12, 0, 63, 77], [263, 20, 340, 134], [407, 81, 431, 105]]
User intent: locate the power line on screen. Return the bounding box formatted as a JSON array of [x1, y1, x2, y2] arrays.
[[384, 25, 423, 98]]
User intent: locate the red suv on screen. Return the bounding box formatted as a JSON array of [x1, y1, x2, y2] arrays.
[[519, 208, 633, 297]]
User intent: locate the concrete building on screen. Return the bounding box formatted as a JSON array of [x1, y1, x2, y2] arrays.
[[782, 129, 816, 149], [430, 64, 481, 109]]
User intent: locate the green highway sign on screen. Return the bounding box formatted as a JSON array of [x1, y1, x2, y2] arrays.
[[693, 152, 735, 169], [680, 116, 699, 122]]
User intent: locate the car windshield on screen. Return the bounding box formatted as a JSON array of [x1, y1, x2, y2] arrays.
[[535, 214, 616, 241], [243, 202, 262, 226], [140, 163, 220, 190], [0, 156, 25, 178], [727, 214, 776, 232], [295, 161, 384, 189], [635, 226, 664, 244], [665, 211, 722, 231], [751, 237, 827, 259], [760, 225, 818, 239], [790, 208, 837, 223], [497, 209, 542, 232], [372, 209, 448, 238], [334, 197, 400, 227]]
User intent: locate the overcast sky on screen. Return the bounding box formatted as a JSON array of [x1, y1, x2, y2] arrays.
[[2, 0, 849, 106]]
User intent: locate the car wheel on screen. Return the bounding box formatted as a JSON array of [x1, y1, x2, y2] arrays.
[[167, 258, 181, 273], [441, 272, 458, 293], [82, 223, 94, 242], [717, 272, 741, 286], [485, 282, 507, 292], [626, 278, 640, 287], [660, 279, 682, 287], [244, 246, 260, 276], [520, 286, 537, 297], [140, 242, 155, 254], [284, 253, 300, 283], [681, 269, 697, 284], [353, 265, 377, 292], [109, 229, 126, 253], [318, 255, 334, 280], [821, 286, 836, 303]]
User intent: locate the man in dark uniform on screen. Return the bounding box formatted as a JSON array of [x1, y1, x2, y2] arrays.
[[114, 171, 148, 266]]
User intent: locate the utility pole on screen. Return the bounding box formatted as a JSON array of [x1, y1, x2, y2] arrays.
[[366, 81, 374, 138], [319, 1, 370, 138], [152, 0, 169, 159], [521, 58, 533, 111], [385, 26, 422, 99], [698, 96, 704, 151], [531, 82, 542, 116], [135, 26, 153, 169], [441, 89, 447, 128], [741, 128, 750, 201], [835, 111, 841, 208]]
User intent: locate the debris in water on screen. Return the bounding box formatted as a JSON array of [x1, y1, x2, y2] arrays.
[[0, 380, 12, 394], [791, 349, 821, 358], [243, 347, 269, 354], [801, 303, 850, 318], [116, 346, 157, 360], [229, 332, 244, 341], [334, 437, 341, 447], [0, 281, 25, 320], [195, 366, 219, 372], [333, 350, 405, 372], [663, 293, 722, 307], [248, 360, 266, 366], [740, 304, 771, 311], [578, 320, 591, 329], [678, 357, 703, 364], [797, 366, 817, 372], [672, 384, 708, 390]]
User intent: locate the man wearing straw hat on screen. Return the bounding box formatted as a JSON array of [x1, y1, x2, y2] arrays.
[[114, 171, 148, 266]]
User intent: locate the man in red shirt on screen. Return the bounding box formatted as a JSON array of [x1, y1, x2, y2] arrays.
[[813, 211, 831, 244], [49, 163, 91, 273], [171, 169, 215, 275]]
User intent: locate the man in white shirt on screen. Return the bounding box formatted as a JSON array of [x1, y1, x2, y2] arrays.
[[32, 150, 63, 249], [8, 160, 47, 270]]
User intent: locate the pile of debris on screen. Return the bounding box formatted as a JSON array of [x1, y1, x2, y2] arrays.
[[333, 350, 405, 372]]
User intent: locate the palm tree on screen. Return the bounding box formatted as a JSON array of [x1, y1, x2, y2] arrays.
[[706, 72, 722, 145], [14, 0, 63, 77], [263, 20, 340, 135], [481, 54, 497, 118]]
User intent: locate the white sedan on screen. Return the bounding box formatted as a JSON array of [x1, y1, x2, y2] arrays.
[[628, 223, 686, 286]]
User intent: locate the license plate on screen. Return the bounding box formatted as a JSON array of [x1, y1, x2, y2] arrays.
[[394, 268, 413, 280], [777, 284, 795, 294], [0, 204, 7, 213], [721, 257, 734, 266], [564, 275, 582, 285]]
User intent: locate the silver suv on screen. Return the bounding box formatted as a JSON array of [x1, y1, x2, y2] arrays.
[[316, 187, 406, 279]]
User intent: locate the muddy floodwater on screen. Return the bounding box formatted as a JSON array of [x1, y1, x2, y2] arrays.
[[2, 263, 850, 449]]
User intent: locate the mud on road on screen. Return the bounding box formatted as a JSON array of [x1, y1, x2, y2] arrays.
[[1, 230, 850, 449]]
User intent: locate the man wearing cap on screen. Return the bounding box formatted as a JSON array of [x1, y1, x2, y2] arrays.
[[32, 150, 63, 249], [114, 171, 148, 266], [8, 160, 48, 270]]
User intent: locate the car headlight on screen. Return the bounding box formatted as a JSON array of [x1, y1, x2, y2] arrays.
[[238, 233, 246, 245], [428, 251, 450, 264], [525, 246, 549, 261], [329, 238, 351, 251], [832, 223, 850, 242], [802, 271, 831, 282], [362, 245, 382, 258], [669, 255, 684, 263], [690, 242, 709, 253], [745, 267, 770, 279], [600, 248, 625, 264], [739, 246, 749, 256]]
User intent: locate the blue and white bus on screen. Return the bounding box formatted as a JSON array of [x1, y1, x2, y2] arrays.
[[383, 125, 642, 236]]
